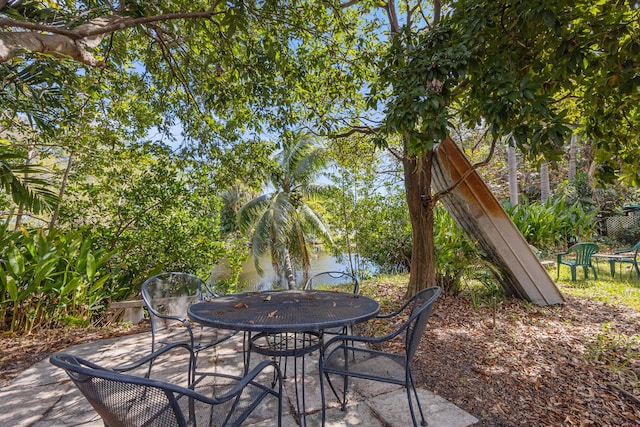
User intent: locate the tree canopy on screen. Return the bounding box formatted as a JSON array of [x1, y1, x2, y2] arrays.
[[1, 0, 639, 297]]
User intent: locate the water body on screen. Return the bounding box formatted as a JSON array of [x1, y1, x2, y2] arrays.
[[238, 252, 357, 290]]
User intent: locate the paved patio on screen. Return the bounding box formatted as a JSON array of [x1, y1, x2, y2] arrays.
[[0, 332, 479, 426]]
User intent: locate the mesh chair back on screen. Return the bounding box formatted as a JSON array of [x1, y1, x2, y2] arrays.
[[404, 286, 442, 362], [569, 243, 599, 266], [304, 271, 359, 294], [52, 351, 282, 427], [142, 272, 204, 332], [51, 354, 187, 427]]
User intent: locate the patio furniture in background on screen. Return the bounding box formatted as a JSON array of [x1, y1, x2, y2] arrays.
[[304, 270, 360, 294], [319, 286, 442, 427], [141, 272, 237, 378], [606, 240, 640, 278], [50, 343, 282, 427], [305, 270, 359, 336], [556, 242, 599, 281]]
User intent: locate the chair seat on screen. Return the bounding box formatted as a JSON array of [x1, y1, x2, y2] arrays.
[[323, 345, 407, 385]]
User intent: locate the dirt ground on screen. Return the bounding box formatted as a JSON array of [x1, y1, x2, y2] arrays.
[[1, 287, 639, 426]]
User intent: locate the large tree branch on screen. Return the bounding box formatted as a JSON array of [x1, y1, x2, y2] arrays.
[[386, 0, 401, 34], [0, 5, 224, 66], [0, 31, 107, 66]]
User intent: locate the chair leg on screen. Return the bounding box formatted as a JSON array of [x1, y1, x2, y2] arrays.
[[570, 266, 577, 282], [408, 372, 428, 426], [319, 361, 327, 426], [323, 371, 342, 404], [583, 265, 589, 279], [591, 265, 598, 280], [609, 260, 616, 277]]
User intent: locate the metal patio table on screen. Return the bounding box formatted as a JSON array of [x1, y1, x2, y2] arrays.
[[188, 289, 380, 426]]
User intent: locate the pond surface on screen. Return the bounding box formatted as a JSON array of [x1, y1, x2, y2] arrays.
[[238, 252, 356, 290]]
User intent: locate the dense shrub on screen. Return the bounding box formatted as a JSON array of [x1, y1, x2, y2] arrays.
[[0, 223, 114, 333], [504, 197, 598, 253]]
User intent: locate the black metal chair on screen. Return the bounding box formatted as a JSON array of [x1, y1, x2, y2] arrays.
[[304, 270, 360, 294], [50, 343, 282, 427], [305, 270, 360, 338], [141, 272, 237, 378], [319, 286, 442, 427]]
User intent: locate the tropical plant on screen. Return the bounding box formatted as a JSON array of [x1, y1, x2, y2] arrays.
[[322, 137, 383, 277], [237, 132, 332, 289], [59, 142, 239, 290], [504, 197, 598, 253], [355, 192, 413, 275], [0, 221, 114, 333], [433, 204, 482, 293], [0, 144, 58, 216]]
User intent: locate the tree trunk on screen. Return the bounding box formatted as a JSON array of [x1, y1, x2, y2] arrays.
[[49, 149, 75, 232], [283, 249, 297, 290], [540, 160, 550, 203], [14, 144, 36, 231], [403, 151, 437, 298], [507, 141, 519, 205], [568, 132, 577, 182]]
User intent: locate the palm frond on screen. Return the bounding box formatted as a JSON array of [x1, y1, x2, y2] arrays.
[[292, 144, 326, 186], [298, 203, 333, 245], [237, 193, 272, 234], [236, 131, 333, 287], [0, 152, 58, 214]]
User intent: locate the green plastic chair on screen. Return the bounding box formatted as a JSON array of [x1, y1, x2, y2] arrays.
[[608, 240, 640, 278], [556, 242, 599, 281]]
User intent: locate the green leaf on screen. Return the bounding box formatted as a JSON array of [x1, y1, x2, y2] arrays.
[[6, 275, 18, 302], [7, 246, 25, 277], [86, 252, 96, 281], [60, 277, 80, 297], [89, 274, 110, 294]]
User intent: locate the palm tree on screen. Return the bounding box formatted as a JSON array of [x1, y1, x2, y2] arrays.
[[540, 160, 550, 203], [237, 132, 332, 289]]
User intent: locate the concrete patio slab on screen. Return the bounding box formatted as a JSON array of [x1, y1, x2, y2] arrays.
[[0, 332, 479, 426]]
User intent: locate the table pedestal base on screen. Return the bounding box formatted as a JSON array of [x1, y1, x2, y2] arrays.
[[248, 331, 322, 427]]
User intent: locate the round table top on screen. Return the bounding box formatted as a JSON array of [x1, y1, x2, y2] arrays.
[[188, 289, 380, 333]]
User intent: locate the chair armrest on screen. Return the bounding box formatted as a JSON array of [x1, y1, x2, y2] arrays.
[[210, 360, 281, 403], [614, 247, 633, 255], [111, 343, 194, 375], [375, 296, 417, 319], [323, 323, 408, 349]]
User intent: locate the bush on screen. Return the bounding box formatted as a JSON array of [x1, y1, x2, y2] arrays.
[[0, 222, 114, 333], [504, 197, 598, 253], [433, 204, 483, 293]]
